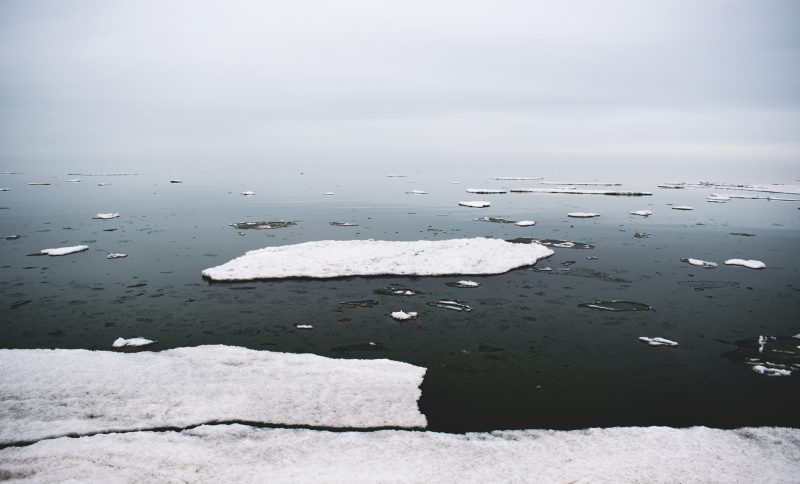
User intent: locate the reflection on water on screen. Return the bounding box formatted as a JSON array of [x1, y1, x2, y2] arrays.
[[1, 169, 799, 431]]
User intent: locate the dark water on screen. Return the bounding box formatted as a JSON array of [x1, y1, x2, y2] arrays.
[[1, 169, 799, 432]]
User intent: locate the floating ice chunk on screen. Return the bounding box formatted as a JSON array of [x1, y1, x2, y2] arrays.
[[6, 235, 20, 240], [3, 425, 800, 483], [511, 188, 651, 196], [752, 365, 792, 377], [107, 253, 127, 259], [40, 245, 89, 256], [406, 189, 428, 195], [170, 179, 183, 183], [725, 259, 766, 269], [466, 188, 507, 194], [658, 183, 684, 189], [323, 192, 335, 196], [375, 286, 417, 296], [94, 213, 120, 219], [0, 188, 9, 191], [630, 210, 652, 216], [579, 301, 652, 311], [451, 181, 460, 184], [97, 182, 110, 186], [330, 221, 358, 227], [758, 335, 767, 353], [567, 212, 599, 218], [541, 181, 622, 186], [492, 176, 542, 180], [477, 216, 515, 223], [508, 238, 595, 249], [112, 337, 155, 348], [706, 193, 730, 203], [459, 201, 491, 208], [681, 258, 718, 269], [339, 299, 380, 308], [445, 280, 480, 288], [202, 238, 553, 281], [241, 190, 255, 196], [67, 179, 81, 183], [767, 196, 800, 201], [391, 311, 418, 320], [0, 345, 427, 444], [427, 300, 472, 312], [639, 337, 679, 347], [232, 221, 296, 230], [28, 182, 50, 186], [671, 206, 693, 211], [515, 220, 536, 226], [295, 324, 313, 330]]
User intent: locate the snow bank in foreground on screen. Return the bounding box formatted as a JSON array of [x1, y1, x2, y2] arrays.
[[0, 345, 427, 444], [202, 238, 553, 281], [40, 245, 88, 256], [1, 425, 797, 483]]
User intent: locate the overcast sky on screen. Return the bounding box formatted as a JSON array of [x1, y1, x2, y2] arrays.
[[0, 0, 798, 179]]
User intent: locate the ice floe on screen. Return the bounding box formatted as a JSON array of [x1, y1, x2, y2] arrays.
[[2, 425, 797, 483], [466, 188, 507, 194], [725, 259, 766, 269], [107, 253, 127, 259], [706, 193, 730, 203], [339, 299, 380, 308], [658, 183, 684, 189], [508, 238, 595, 249], [567, 212, 600, 218], [515, 220, 536, 226], [492, 176, 542, 180], [39, 245, 89, 256], [406, 189, 428, 195], [639, 337, 679, 347], [295, 324, 314, 330], [0, 188, 8, 191], [67, 179, 81, 183], [724, 336, 798, 377], [94, 212, 120, 219], [681, 258, 718, 269], [0, 345, 427, 444], [427, 300, 472, 312], [323, 192, 335, 196], [28, 182, 50, 186], [204, 239, 552, 281], [241, 190, 255, 196], [170, 179, 183, 183], [459, 201, 491, 208], [329, 221, 358, 227], [578, 300, 652, 311], [391, 311, 418, 321], [476, 216, 515, 223], [630, 210, 652, 216], [231, 221, 296, 230], [374, 286, 417, 296], [112, 337, 156, 348], [671, 205, 693, 210], [540, 181, 622, 186], [511, 188, 651, 196]]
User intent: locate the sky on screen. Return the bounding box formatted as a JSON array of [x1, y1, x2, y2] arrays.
[[0, 0, 798, 180]]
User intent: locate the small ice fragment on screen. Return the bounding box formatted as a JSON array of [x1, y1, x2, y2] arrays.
[[451, 181, 459, 184], [459, 201, 490, 208], [639, 337, 679, 347], [515, 220, 536, 226], [67, 179, 81, 183], [107, 253, 127, 259], [445, 280, 480, 288], [323, 192, 335, 196], [390, 311, 418, 321], [295, 324, 313, 330], [112, 337, 155, 348], [40, 245, 89, 256], [706, 193, 730, 203], [406, 190, 427, 195], [94, 213, 120, 219], [28, 182, 50, 186], [672, 206, 693, 211], [752, 365, 792, 377], [241, 191, 255, 196], [567, 212, 599, 218], [5, 235, 20, 240], [630, 210, 652, 216], [330, 221, 358, 227], [758, 335, 767, 353], [466, 188, 507, 194], [170, 180, 183, 183], [427, 300, 472, 312], [579, 300, 652, 312], [681, 258, 718, 269], [725, 259, 766, 269], [97, 183, 110, 187], [0, 188, 8, 191], [534, 266, 552, 272]]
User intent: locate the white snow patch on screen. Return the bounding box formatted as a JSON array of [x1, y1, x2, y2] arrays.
[[391, 311, 418, 321], [202, 238, 553, 281], [630, 210, 652, 216], [112, 337, 155, 348], [0, 345, 427, 444], [725, 259, 766, 269], [106, 253, 127, 259], [685, 258, 718, 269], [40, 245, 89, 256], [567, 212, 600, 218], [94, 212, 119, 219], [515, 220, 536, 226], [1, 425, 798, 483], [459, 201, 491, 208], [241, 190, 255, 196], [639, 337, 679, 347]]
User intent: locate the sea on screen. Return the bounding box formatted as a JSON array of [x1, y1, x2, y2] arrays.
[[1, 166, 798, 432]]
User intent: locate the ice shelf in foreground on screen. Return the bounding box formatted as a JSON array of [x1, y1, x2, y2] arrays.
[[202, 238, 553, 281], [0, 345, 427, 444], [1, 425, 797, 483]]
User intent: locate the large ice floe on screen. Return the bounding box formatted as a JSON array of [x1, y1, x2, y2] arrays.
[[725, 259, 766, 269], [0, 345, 427, 445], [202, 238, 553, 281], [39, 245, 89, 256], [1, 425, 797, 483]]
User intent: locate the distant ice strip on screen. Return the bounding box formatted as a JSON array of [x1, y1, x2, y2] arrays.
[[202, 238, 553, 281], [567, 212, 599, 218], [466, 188, 507, 194], [510, 188, 651, 196], [540, 181, 622, 186], [0, 345, 427, 444], [682, 258, 718, 269], [40, 245, 89, 256], [491, 176, 542, 180], [458, 201, 491, 208], [1, 425, 797, 483]]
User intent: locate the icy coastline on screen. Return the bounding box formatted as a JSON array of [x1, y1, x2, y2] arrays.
[[202, 238, 554, 281]]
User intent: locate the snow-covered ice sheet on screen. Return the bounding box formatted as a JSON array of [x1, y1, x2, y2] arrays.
[[1, 425, 798, 483], [202, 238, 553, 281], [39, 245, 89, 256], [0, 345, 427, 444]]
